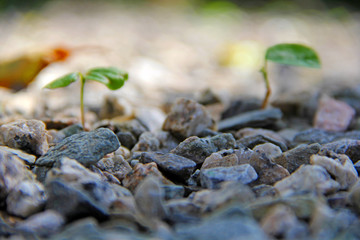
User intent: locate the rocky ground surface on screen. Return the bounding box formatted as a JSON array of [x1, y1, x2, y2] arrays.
[[1, 1, 360, 240], [1, 85, 360, 239]]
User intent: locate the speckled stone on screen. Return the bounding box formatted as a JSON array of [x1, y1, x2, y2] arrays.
[[36, 128, 120, 167]]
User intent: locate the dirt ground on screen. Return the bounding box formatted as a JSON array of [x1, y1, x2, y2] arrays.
[[0, 1, 359, 111]]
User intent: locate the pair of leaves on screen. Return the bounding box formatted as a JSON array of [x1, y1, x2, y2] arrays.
[[44, 67, 128, 90], [265, 43, 321, 68]]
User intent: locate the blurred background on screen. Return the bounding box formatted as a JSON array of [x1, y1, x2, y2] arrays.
[[0, 0, 359, 114]]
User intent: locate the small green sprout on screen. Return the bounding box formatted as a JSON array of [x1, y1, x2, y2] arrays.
[[260, 43, 321, 109], [44, 67, 128, 128]]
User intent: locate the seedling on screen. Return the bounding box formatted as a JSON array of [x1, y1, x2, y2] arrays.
[[260, 43, 321, 108], [44, 67, 128, 128]]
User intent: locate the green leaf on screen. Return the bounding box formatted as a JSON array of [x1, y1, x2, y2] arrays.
[[44, 72, 81, 89], [265, 43, 321, 68], [85, 67, 128, 90]]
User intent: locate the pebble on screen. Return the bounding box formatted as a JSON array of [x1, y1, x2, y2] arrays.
[[260, 204, 309, 239], [310, 153, 358, 189], [135, 106, 166, 132], [162, 98, 215, 140], [134, 176, 167, 220], [321, 139, 360, 163], [36, 128, 120, 168], [45, 179, 109, 221], [274, 165, 340, 197], [175, 206, 267, 240], [348, 179, 360, 214], [16, 210, 65, 237], [191, 181, 255, 212], [236, 127, 288, 147], [274, 143, 321, 173], [162, 185, 185, 200], [201, 149, 239, 170], [252, 143, 283, 161], [140, 152, 196, 181], [131, 130, 179, 153], [252, 184, 279, 198], [0, 149, 35, 200], [0, 145, 36, 165], [218, 108, 283, 131], [0, 119, 50, 156], [165, 198, 201, 224], [122, 162, 174, 192], [96, 155, 132, 182], [293, 128, 360, 144], [200, 164, 258, 189], [313, 95, 355, 132], [6, 180, 46, 218], [171, 133, 236, 165], [221, 97, 262, 119]]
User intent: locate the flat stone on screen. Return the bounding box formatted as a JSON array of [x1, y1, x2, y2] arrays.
[[171, 133, 236, 165], [274, 165, 340, 197], [0, 119, 50, 156], [122, 162, 174, 192], [218, 108, 282, 131], [162, 98, 215, 140], [0, 145, 36, 165], [6, 180, 46, 218], [321, 139, 360, 163], [36, 128, 120, 168], [200, 164, 258, 189], [140, 152, 196, 181], [310, 154, 358, 190], [314, 95, 355, 132], [274, 143, 321, 173], [16, 210, 65, 237]]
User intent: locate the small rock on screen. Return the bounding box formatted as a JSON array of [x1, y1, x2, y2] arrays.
[[0, 119, 50, 156], [99, 95, 133, 120], [135, 106, 166, 132], [162, 98, 215, 140], [221, 97, 262, 119], [171, 133, 236, 165], [36, 128, 120, 168], [236, 127, 288, 148], [348, 180, 360, 214], [131, 131, 160, 152], [165, 199, 201, 224], [310, 153, 358, 189], [253, 143, 283, 161], [0, 150, 35, 200], [260, 204, 309, 239], [175, 206, 267, 240], [45, 179, 109, 221], [218, 108, 282, 131], [122, 162, 174, 192], [140, 152, 196, 181], [16, 210, 65, 237], [252, 184, 279, 198], [274, 165, 340, 196], [321, 139, 360, 163], [6, 180, 46, 218], [134, 176, 167, 220], [274, 143, 321, 173], [96, 155, 132, 182], [116, 131, 137, 150], [191, 181, 255, 212], [201, 149, 239, 170], [236, 148, 289, 185], [0, 146, 36, 165], [310, 204, 358, 240], [162, 185, 185, 200], [314, 95, 355, 132], [237, 134, 287, 152], [200, 164, 258, 189]]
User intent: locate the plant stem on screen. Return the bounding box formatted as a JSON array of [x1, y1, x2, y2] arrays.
[[80, 76, 85, 128], [260, 60, 271, 109]]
